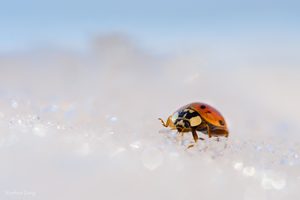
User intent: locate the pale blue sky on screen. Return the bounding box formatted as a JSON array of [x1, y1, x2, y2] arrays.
[[0, 0, 299, 52]]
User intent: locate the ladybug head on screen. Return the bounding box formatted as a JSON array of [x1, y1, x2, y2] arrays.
[[174, 119, 191, 132], [172, 108, 202, 132]]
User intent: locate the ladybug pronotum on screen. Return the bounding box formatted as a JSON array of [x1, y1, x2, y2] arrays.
[[159, 102, 229, 147]]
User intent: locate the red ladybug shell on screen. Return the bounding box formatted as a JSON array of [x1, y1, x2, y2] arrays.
[[179, 102, 227, 128]]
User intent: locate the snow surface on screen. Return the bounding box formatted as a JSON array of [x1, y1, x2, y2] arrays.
[[0, 34, 299, 200]]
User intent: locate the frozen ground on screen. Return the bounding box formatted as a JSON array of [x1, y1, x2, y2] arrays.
[[0, 34, 300, 200]]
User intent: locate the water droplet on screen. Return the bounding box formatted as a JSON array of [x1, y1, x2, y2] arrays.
[[33, 124, 47, 137], [106, 115, 118, 123], [130, 141, 142, 149], [11, 100, 18, 109], [233, 162, 243, 171], [261, 172, 286, 190], [272, 178, 286, 190], [108, 131, 114, 135], [57, 125, 65, 130], [141, 147, 164, 170], [110, 116, 118, 122], [243, 166, 256, 176]]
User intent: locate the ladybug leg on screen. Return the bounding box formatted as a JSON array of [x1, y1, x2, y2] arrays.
[[159, 116, 176, 130], [192, 129, 199, 143], [158, 118, 168, 127], [225, 130, 229, 138], [206, 124, 212, 138], [186, 130, 199, 149]]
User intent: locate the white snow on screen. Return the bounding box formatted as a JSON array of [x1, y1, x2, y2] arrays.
[[0, 34, 299, 200]]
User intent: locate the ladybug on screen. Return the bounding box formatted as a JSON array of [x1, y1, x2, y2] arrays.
[[159, 102, 229, 146]]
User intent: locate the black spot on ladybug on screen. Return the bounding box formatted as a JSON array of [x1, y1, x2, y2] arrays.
[[219, 120, 225, 126], [185, 111, 198, 119], [200, 105, 206, 109], [178, 112, 186, 118], [178, 110, 198, 119]]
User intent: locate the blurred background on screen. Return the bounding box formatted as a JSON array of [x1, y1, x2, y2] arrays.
[[0, 0, 300, 200]]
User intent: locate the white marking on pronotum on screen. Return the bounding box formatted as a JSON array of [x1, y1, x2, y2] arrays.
[[184, 109, 195, 113], [176, 120, 185, 127]]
